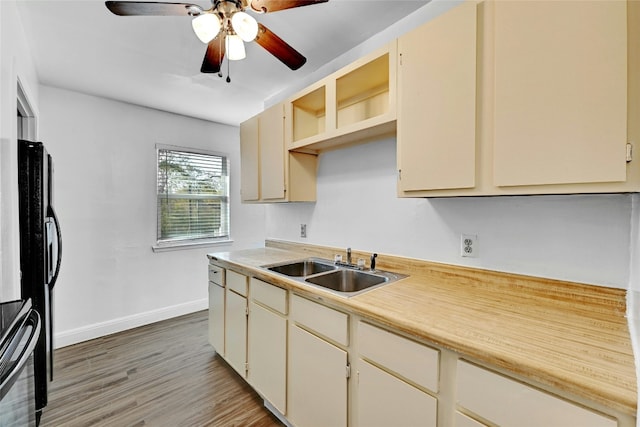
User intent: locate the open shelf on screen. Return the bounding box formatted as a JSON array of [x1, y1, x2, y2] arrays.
[[336, 53, 390, 129], [286, 42, 397, 153], [292, 86, 326, 142]]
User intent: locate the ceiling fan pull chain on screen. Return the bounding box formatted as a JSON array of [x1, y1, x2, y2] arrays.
[[218, 35, 224, 78], [226, 54, 231, 83]]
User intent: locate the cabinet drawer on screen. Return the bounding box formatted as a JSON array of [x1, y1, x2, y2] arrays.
[[358, 321, 439, 393], [250, 278, 287, 315], [290, 294, 348, 346], [226, 270, 248, 296], [208, 264, 224, 286], [456, 360, 616, 427]]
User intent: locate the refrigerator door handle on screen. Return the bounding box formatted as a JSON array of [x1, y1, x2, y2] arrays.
[[46, 205, 62, 290]]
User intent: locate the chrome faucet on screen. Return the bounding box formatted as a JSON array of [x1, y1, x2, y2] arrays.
[[370, 253, 377, 271], [346, 247, 352, 265]]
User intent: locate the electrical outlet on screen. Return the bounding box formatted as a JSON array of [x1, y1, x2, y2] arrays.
[[461, 234, 478, 258], [300, 224, 307, 238]]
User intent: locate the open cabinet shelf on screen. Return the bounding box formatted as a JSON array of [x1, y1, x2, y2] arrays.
[[292, 86, 326, 142], [287, 42, 397, 153], [336, 54, 390, 129]]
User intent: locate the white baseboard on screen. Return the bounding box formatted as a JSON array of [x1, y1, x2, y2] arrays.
[[54, 298, 208, 348]]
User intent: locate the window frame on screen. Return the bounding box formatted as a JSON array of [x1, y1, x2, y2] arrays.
[[152, 144, 232, 252]]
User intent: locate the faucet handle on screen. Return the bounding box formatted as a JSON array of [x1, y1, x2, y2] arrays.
[[370, 253, 377, 270]]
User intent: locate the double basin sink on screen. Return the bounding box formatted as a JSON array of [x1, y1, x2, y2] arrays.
[[262, 258, 406, 297]]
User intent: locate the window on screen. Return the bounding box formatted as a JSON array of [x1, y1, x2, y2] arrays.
[[155, 145, 229, 249]]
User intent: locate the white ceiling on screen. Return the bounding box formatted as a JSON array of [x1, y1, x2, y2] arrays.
[[17, 0, 429, 126]]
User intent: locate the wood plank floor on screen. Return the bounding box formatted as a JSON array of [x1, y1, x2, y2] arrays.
[[40, 310, 284, 427]]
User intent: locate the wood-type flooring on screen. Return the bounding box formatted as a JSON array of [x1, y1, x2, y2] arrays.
[[40, 310, 283, 427]]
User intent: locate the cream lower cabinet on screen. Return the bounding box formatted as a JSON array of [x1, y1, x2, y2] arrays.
[[288, 294, 349, 427], [357, 360, 437, 427], [355, 321, 438, 427], [207, 264, 225, 355], [247, 278, 287, 415], [207, 264, 632, 426], [224, 270, 248, 378], [208, 282, 225, 355], [456, 360, 617, 427]]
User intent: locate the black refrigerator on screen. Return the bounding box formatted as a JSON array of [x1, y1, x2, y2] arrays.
[[17, 139, 62, 423]]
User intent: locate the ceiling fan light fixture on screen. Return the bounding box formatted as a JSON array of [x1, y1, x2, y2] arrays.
[[191, 13, 221, 44], [226, 34, 246, 60], [231, 11, 258, 42]]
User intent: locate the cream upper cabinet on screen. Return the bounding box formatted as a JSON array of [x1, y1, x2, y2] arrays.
[[397, 1, 478, 193], [286, 42, 397, 153], [398, 0, 640, 197], [259, 104, 286, 200], [493, 0, 628, 187], [240, 103, 317, 203], [239, 115, 259, 202]]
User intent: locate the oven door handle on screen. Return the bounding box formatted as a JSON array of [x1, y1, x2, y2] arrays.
[[47, 205, 62, 290], [0, 310, 41, 399]]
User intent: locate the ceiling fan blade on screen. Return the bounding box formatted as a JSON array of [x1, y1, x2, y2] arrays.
[[250, 0, 328, 13], [105, 1, 202, 16], [201, 36, 226, 73], [255, 23, 306, 70]]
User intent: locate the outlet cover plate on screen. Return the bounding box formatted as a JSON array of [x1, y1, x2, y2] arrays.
[[461, 234, 478, 258]]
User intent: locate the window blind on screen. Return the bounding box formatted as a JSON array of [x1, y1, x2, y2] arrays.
[[157, 148, 229, 243]]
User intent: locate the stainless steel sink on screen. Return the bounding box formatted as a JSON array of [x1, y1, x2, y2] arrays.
[[266, 259, 337, 277], [262, 257, 406, 297], [304, 269, 387, 293]]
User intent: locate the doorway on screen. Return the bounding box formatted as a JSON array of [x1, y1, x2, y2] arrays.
[[17, 80, 37, 140]]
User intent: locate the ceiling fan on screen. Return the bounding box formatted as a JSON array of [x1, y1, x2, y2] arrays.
[[105, 0, 328, 76]]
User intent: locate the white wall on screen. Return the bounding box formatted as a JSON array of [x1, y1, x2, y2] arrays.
[[266, 138, 633, 289], [38, 85, 265, 347], [0, 0, 41, 302]]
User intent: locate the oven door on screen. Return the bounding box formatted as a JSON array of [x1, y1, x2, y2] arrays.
[[0, 309, 41, 427]]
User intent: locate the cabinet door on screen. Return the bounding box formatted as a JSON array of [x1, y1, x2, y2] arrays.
[[357, 359, 437, 427], [259, 104, 286, 200], [225, 289, 247, 378], [288, 325, 347, 427], [240, 115, 260, 201], [493, 0, 627, 187], [208, 282, 225, 356], [397, 1, 477, 192], [457, 360, 617, 427], [247, 300, 287, 414]]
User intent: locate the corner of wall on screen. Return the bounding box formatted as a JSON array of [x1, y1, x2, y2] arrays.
[[627, 193, 640, 425]]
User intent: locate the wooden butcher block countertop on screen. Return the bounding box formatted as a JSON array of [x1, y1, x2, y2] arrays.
[[207, 240, 637, 417]]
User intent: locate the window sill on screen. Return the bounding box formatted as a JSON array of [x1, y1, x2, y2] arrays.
[[152, 239, 234, 253]]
